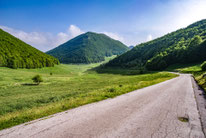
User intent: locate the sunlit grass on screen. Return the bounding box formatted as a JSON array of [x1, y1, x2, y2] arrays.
[[166, 63, 202, 73]]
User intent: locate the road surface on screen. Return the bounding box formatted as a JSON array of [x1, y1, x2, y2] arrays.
[[0, 74, 205, 138]]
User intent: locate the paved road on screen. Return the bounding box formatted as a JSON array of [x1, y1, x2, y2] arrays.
[[0, 74, 205, 138]]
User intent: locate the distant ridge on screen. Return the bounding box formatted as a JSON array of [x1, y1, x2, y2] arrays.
[[129, 46, 134, 49], [47, 32, 129, 64], [0, 29, 59, 69]]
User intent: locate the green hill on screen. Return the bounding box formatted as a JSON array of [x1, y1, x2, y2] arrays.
[[46, 32, 129, 64], [105, 19, 206, 70], [0, 29, 59, 69]]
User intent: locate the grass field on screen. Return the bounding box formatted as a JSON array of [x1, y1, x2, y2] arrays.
[[0, 59, 178, 130]]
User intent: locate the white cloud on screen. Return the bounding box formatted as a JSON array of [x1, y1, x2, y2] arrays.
[[54, 32, 70, 46], [68, 25, 84, 37], [147, 0, 206, 35], [146, 34, 152, 41], [108, 0, 206, 46], [128, 0, 206, 46], [0, 25, 84, 52], [0, 25, 52, 51], [173, 0, 206, 29], [102, 32, 125, 44]]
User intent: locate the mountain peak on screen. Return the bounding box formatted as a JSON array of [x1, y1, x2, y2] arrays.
[[84, 31, 97, 35], [47, 32, 129, 64]]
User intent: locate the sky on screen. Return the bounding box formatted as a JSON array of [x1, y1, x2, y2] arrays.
[[0, 0, 206, 52]]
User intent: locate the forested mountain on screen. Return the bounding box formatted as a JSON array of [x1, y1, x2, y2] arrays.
[[0, 29, 59, 69], [105, 19, 206, 70], [46, 32, 129, 64]]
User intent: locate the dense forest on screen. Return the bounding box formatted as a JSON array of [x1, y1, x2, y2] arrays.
[[0, 29, 59, 69], [47, 32, 129, 64], [105, 19, 206, 70]]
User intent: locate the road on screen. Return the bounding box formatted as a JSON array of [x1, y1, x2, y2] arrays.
[[0, 74, 205, 138]]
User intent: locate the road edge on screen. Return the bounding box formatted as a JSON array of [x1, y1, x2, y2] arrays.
[[191, 76, 206, 136]]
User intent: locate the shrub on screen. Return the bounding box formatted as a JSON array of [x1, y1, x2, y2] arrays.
[[201, 61, 206, 71], [108, 88, 116, 92], [32, 75, 43, 85]]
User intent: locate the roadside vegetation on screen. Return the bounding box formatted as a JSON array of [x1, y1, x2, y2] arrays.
[[0, 60, 177, 130]]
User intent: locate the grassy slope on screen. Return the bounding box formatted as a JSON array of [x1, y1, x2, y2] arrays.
[[0, 58, 177, 130]]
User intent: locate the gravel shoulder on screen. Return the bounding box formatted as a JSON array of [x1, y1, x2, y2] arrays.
[[192, 77, 206, 136], [0, 74, 204, 138]]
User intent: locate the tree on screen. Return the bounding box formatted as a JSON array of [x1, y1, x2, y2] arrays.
[[189, 35, 202, 47], [32, 75, 43, 85]]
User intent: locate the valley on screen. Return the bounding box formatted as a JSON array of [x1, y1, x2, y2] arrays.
[[0, 2, 206, 136]]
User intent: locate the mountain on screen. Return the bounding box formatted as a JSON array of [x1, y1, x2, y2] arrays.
[[105, 19, 206, 70], [0, 29, 59, 69], [129, 46, 134, 49], [46, 32, 129, 64]]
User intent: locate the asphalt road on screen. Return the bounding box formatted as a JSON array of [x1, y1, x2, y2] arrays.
[[0, 74, 205, 138]]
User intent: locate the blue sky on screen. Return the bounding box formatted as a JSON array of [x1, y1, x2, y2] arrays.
[[0, 0, 206, 51]]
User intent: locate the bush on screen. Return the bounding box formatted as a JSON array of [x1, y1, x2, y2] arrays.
[[32, 75, 43, 85], [201, 61, 206, 71], [108, 88, 116, 92]]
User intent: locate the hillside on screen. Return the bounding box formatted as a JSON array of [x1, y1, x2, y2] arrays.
[[0, 29, 59, 69], [46, 32, 129, 64], [105, 19, 206, 70]]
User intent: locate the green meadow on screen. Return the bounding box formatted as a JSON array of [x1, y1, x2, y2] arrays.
[[0, 59, 177, 130]]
